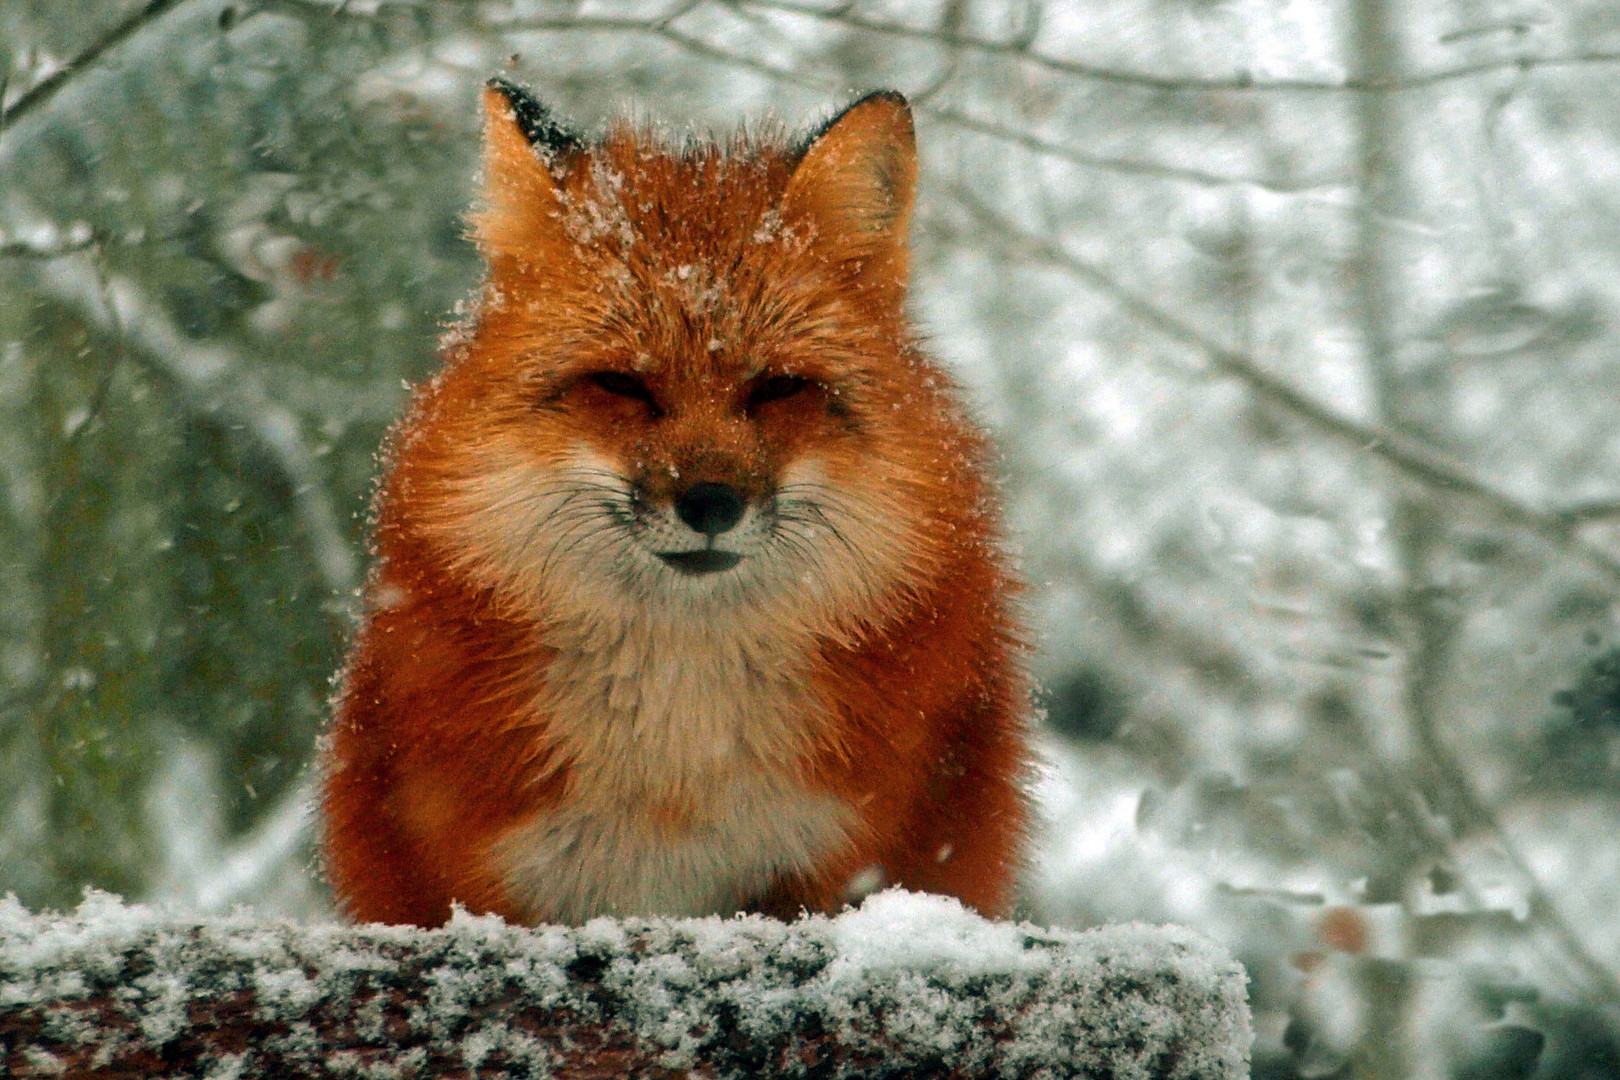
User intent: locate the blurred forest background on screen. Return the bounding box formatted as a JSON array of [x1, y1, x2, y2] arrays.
[[5, 0, 1620, 1076]]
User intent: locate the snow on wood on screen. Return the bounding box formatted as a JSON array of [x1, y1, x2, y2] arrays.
[[0, 888, 1250, 1079]]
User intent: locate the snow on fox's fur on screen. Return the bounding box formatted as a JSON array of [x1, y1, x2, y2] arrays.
[[320, 81, 1031, 927]]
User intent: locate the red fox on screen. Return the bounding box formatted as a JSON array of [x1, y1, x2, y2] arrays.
[[319, 80, 1030, 927]]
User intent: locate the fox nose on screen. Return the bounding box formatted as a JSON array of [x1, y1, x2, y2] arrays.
[[674, 482, 746, 537]]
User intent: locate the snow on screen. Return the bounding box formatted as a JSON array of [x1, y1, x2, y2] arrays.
[[0, 887, 1251, 1078]]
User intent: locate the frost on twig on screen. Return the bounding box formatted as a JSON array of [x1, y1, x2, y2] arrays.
[[0, 889, 1250, 1079]]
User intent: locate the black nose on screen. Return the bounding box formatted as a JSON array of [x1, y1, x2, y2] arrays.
[[674, 482, 746, 537]]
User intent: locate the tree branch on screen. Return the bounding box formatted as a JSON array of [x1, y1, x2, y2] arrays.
[[251, 0, 1336, 192], [733, 0, 1620, 93], [0, 891, 1251, 1080], [7, 0, 1615, 154], [0, 0, 193, 138], [30, 254, 359, 599], [0, 235, 99, 259], [570, 18, 1324, 192], [924, 103, 1343, 193], [954, 184, 1620, 1012], [945, 186, 1620, 588], [1557, 499, 1620, 524]]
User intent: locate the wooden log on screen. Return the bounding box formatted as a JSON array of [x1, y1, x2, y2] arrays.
[[0, 889, 1249, 1078]]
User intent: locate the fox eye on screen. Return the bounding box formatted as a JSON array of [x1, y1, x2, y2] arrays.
[[586, 370, 662, 415], [746, 374, 815, 411]]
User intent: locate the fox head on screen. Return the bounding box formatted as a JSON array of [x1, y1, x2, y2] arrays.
[[381, 81, 991, 639]]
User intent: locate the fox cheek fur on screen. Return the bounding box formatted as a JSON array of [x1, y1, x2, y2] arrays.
[[319, 78, 1033, 928]]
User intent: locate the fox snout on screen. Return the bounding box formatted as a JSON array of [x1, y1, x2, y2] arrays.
[[635, 476, 758, 577]]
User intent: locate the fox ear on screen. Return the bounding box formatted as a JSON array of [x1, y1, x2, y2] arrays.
[[471, 79, 580, 267], [783, 91, 917, 296]]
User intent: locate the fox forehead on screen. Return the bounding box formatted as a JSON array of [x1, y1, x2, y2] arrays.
[[555, 126, 801, 255], [483, 134, 881, 382], [492, 263, 875, 411]]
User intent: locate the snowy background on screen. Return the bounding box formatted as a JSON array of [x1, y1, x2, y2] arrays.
[[5, 0, 1620, 1076]]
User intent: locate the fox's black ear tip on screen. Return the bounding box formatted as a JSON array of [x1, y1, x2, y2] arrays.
[[828, 90, 911, 127], [485, 75, 530, 103], [812, 89, 909, 135], [482, 76, 582, 157], [854, 89, 910, 109], [795, 89, 914, 157]]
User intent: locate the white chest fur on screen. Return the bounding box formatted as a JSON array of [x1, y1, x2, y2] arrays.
[[493, 616, 855, 923]]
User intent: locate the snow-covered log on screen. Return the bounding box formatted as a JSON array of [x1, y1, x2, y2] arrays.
[[0, 889, 1249, 1079]]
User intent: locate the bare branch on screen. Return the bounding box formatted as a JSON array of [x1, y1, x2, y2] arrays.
[[925, 104, 1344, 192], [258, 0, 665, 32], [733, 0, 1620, 94], [530, 18, 1327, 192], [5, 0, 1614, 157], [253, 0, 1353, 193], [31, 254, 360, 600], [68, 244, 128, 449], [1395, 49, 1620, 89], [1406, 664, 1620, 1009], [0, 236, 99, 259], [1556, 500, 1620, 524], [0, 0, 192, 137], [652, 23, 831, 91], [945, 186, 1620, 588], [149, 773, 316, 914], [956, 182, 1620, 1010]]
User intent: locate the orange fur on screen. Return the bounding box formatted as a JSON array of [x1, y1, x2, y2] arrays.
[[319, 83, 1031, 927]]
